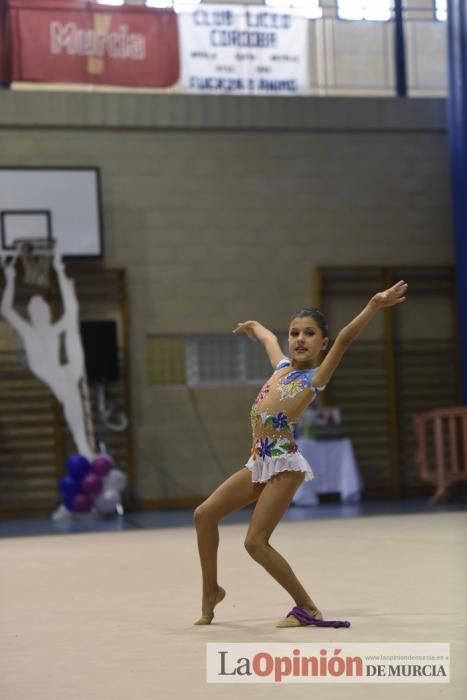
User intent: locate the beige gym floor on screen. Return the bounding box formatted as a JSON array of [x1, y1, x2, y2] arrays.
[[1, 512, 466, 700]]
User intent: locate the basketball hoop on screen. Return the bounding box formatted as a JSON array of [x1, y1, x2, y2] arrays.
[[14, 238, 56, 288]]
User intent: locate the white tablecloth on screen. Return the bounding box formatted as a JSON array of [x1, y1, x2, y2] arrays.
[[292, 438, 363, 506]]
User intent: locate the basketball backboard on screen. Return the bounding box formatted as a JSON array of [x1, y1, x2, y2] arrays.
[[0, 167, 103, 258]]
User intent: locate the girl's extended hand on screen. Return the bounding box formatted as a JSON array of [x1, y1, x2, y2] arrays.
[[232, 320, 258, 341], [370, 280, 408, 309]]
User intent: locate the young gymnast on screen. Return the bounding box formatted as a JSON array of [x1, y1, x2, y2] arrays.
[[193, 280, 408, 627]]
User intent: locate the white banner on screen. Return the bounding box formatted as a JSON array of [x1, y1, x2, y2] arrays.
[[207, 643, 451, 683], [178, 4, 309, 95]]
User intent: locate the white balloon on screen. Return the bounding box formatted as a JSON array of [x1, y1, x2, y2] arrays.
[[104, 469, 127, 493], [94, 489, 120, 514]]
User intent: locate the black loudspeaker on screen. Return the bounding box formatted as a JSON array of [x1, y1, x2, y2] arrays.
[[80, 320, 119, 383]]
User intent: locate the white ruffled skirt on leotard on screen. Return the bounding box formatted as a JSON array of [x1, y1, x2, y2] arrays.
[[245, 452, 314, 484]]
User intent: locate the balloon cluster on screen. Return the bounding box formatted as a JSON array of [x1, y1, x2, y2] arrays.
[[59, 454, 127, 515]]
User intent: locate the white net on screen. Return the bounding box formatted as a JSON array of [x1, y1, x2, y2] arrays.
[[14, 238, 55, 288]]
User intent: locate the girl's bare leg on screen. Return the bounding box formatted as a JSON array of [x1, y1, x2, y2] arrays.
[[244, 471, 322, 622], [193, 468, 264, 624]]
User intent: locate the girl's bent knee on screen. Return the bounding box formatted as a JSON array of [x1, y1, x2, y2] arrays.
[[194, 504, 215, 527], [244, 536, 266, 559], [193, 505, 205, 526]]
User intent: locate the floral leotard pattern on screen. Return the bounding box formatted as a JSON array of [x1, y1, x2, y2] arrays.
[[246, 358, 325, 483]]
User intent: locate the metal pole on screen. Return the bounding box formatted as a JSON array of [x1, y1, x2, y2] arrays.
[[447, 0, 467, 403], [394, 0, 407, 97]]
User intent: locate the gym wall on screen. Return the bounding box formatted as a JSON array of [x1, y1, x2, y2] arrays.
[[0, 90, 452, 506]]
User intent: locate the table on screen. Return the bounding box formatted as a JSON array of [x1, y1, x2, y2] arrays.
[[292, 438, 363, 506]]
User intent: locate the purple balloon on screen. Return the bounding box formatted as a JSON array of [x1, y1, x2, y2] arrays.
[[72, 492, 92, 513], [66, 454, 91, 482], [91, 455, 113, 477], [81, 472, 103, 495]]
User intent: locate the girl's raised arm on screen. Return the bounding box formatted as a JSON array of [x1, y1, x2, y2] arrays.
[[233, 320, 285, 368], [312, 280, 408, 389]]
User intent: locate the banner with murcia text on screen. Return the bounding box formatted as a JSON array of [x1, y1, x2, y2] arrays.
[[8, 0, 179, 88], [178, 3, 308, 95]]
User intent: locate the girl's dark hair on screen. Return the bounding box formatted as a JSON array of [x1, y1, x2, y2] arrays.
[[289, 307, 329, 337]]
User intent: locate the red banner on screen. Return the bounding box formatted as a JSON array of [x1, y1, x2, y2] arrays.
[[9, 0, 179, 88]]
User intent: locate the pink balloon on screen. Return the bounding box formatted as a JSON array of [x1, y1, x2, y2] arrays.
[[81, 472, 103, 495], [72, 493, 92, 513], [91, 456, 113, 477]]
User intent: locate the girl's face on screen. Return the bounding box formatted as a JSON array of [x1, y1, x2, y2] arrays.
[[288, 316, 329, 366]]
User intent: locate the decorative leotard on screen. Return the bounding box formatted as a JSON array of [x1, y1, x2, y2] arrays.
[[245, 358, 325, 483]]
